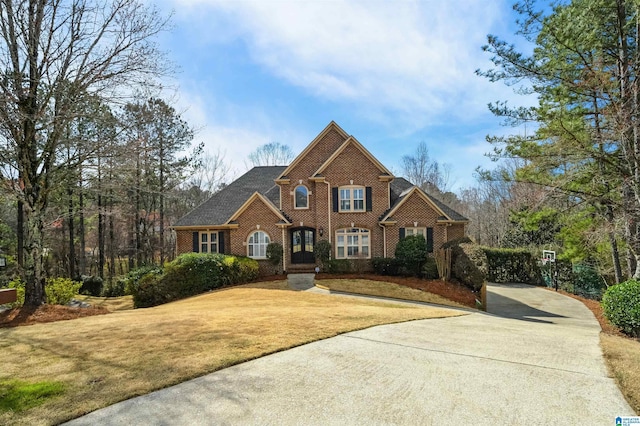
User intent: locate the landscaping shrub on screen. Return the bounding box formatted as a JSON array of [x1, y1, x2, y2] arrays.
[[266, 242, 283, 274], [234, 256, 260, 282], [395, 235, 427, 277], [450, 241, 487, 291], [120, 266, 164, 296], [326, 259, 352, 274], [133, 271, 165, 308], [45, 277, 82, 305], [79, 275, 103, 296], [371, 257, 401, 276], [483, 247, 542, 285], [602, 280, 640, 338], [101, 279, 126, 297], [131, 253, 260, 308], [422, 257, 439, 279], [314, 240, 332, 270]]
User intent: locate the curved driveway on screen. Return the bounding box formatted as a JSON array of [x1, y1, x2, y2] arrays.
[[65, 283, 635, 425]]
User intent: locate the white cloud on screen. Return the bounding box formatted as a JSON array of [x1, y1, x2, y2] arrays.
[[169, 0, 514, 131]]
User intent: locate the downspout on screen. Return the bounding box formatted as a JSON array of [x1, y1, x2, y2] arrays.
[[379, 223, 387, 258], [325, 180, 332, 244], [281, 227, 286, 273]]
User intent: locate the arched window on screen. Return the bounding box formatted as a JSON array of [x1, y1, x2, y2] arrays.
[[335, 228, 370, 259], [294, 185, 309, 209], [247, 231, 270, 259]]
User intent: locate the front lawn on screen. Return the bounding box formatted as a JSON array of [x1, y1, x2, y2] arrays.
[[0, 285, 463, 425]]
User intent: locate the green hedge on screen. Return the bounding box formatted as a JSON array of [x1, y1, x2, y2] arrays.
[[326, 259, 353, 274], [131, 253, 259, 308], [602, 280, 640, 337], [395, 235, 428, 277], [443, 238, 487, 291], [371, 257, 401, 276], [483, 248, 542, 285]]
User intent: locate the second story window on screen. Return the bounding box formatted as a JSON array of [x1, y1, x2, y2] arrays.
[[339, 186, 365, 212], [294, 185, 309, 209]]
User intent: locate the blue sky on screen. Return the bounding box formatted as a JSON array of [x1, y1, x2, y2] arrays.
[[156, 0, 529, 191]]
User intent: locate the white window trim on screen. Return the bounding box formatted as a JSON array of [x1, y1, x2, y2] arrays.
[[405, 227, 426, 237], [199, 231, 219, 254], [247, 230, 271, 259], [335, 228, 371, 259], [338, 185, 365, 213], [294, 185, 309, 210]]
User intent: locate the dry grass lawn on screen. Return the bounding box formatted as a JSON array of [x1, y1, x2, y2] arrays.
[[600, 334, 640, 413], [73, 295, 134, 311], [318, 278, 471, 309], [0, 286, 462, 425]]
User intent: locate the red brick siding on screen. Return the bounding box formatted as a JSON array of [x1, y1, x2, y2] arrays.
[[448, 223, 466, 240], [175, 229, 230, 256], [229, 198, 284, 259], [386, 193, 456, 255]]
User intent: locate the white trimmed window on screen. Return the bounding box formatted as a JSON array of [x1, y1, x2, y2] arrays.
[[405, 227, 426, 237], [335, 228, 370, 259], [294, 185, 309, 209], [339, 186, 365, 212], [200, 231, 219, 253], [247, 231, 270, 259]]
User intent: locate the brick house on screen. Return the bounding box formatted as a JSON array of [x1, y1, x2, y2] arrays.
[[173, 121, 468, 273]]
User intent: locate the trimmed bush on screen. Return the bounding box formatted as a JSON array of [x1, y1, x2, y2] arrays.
[[371, 257, 401, 276], [395, 235, 427, 277], [45, 277, 82, 305], [131, 253, 260, 308], [314, 240, 332, 270], [266, 243, 283, 273], [79, 275, 103, 296], [234, 256, 260, 282], [422, 257, 439, 279], [602, 280, 640, 337], [451, 242, 487, 291], [326, 259, 352, 274], [120, 266, 164, 296], [483, 247, 542, 285]]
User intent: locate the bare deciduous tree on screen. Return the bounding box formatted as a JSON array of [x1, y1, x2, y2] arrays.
[[0, 0, 170, 305], [401, 142, 452, 195], [247, 142, 294, 167]]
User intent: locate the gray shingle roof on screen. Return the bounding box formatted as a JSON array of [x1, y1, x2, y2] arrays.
[[173, 166, 286, 227], [386, 178, 468, 222]]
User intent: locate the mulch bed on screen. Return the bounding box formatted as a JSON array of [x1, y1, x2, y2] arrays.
[[316, 273, 477, 308], [0, 305, 109, 328]]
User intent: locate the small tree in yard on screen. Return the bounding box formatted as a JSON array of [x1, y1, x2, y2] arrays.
[[395, 235, 427, 277], [266, 242, 283, 274]]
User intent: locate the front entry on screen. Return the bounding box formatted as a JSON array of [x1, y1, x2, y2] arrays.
[[291, 227, 315, 264]]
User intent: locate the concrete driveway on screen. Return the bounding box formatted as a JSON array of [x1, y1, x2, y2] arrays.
[[65, 283, 635, 425]]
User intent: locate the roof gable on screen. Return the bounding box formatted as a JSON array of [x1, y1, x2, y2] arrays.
[[381, 181, 469, 223], [228, 192, 290, 224], [277, 121, 349, 180], [172, 166, 285, 227], [312, 136, 393, 178]]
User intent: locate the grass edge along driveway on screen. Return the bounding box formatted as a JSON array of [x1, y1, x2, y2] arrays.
[[0, 285, 464, 426]]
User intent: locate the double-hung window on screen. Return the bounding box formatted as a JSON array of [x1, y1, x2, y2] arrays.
[[200, 232, 218, 253], [339, 186, 365, 212], [335, 228, 370, 259], [405, 227, 426, 237]]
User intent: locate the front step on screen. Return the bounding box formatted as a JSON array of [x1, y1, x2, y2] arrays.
[[287, 263, 318, 274]]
